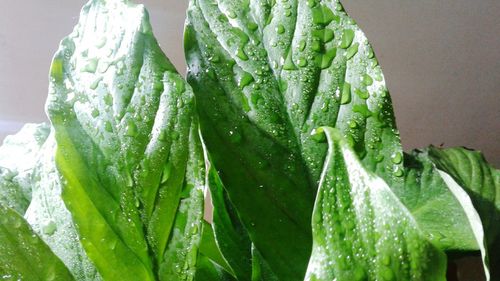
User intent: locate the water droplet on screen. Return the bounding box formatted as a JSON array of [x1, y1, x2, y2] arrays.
[[247, 21, 258, 31], [104, 93, 113, 106], [313, 29, 334, 43], [349, 120, 358, 128], [355, 88, 369, 100], [227, 10, 237, 19], [316, 48, 337, 69], [375, 154, 384, 163], [238, 72, 254, 88], [241, 95, 251, 112], [126, 120, 138, 137], [311, 39, 321, 52], [208, 54, 220, 63], [353, 104, 372, 118], [82, 58, 99, 73], [340, 30, 355, 49], [297, 57, 308, 67], [363, 74, 373, 86], [105, 121, 113, 132], [306, 0, 317, 8], [95, 37, 107, 48], [276, 24, 285, 34], [341, 82, 351, 104], [50, 58, 64, 82], [298, 40, 306, 51], [228, 129, 242, 143], [311, 129, 327, 143], [191, 224, 199, 234], [283, 50, 296, 70], [311, 5, 336, 25], [345, 43, 359, 60], [42, 221, 57, 235], [393, 166, 404, 177], [391, 152, 403, 164], [171, 77, 185, 95], [90, 76, 103, 90], [91, 108, 100, 118], [236, 48, 249, 61]]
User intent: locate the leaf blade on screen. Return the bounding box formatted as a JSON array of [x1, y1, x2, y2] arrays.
[[0, 204, 75, 281], [305, 127, 446, 281]]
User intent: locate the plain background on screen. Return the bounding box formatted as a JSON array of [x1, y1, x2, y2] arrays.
[[0, 0, 498, 166]]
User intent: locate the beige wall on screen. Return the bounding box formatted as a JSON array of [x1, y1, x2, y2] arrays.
[[0, 0, 498, 165]]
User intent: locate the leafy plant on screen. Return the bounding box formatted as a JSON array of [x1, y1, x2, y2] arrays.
[[0, 0, 498, 280]]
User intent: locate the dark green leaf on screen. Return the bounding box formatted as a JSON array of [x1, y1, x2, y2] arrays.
[[46, 0, 205, 280], [399, 151, 478, 251], [428, 147, 500, 244], [428, 146, 500, 279], [305, 127, 446, 281], [204, 156, 252, 280], [185, 0, 404, 278], [194, 254, 237, 281], [436, 168, 490, 280], [0, 204, 74, 281], [198, 220, 234, 276]]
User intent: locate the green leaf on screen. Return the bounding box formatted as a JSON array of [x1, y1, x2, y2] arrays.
[[194, 254, 237, 281], [399, 151, 478, 251], [427, 147, 500, 244], [185, 0, 404, 278], [204, 156, 252, 280], [427, 146, 500, 278], [437, 169, 490, 280], [0, 123, 50, 214], [24, 133, 101, 280], [0, 204, 74, 281], [305, 127, 446, 281], [46, 0, 205, 280], [158, 125, 206, 280], [198, 220, 234, 276], [0, 167, 29, 215]]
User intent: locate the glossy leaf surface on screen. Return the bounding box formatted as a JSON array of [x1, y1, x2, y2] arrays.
[[0, 204, 75, 281], [185, 0, 403, 278], [305, 127, 446, 281], [47, 0, 205, 280], [24, 133, 101, 280], [0, 123, 50, 214]]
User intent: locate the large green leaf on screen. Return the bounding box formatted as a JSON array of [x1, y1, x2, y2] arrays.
[[399, 151, 478, 251], [185, 0, 403, 278], [0, 123, 50, 214], [427, 147, 500, 245], [0, 204, 74, 280], [437, 169, 490, 280], [24, 133, 101, 280], [428, 146, 500, 278], [46, 0, 205, 280], [305, 127, 446, 281]]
